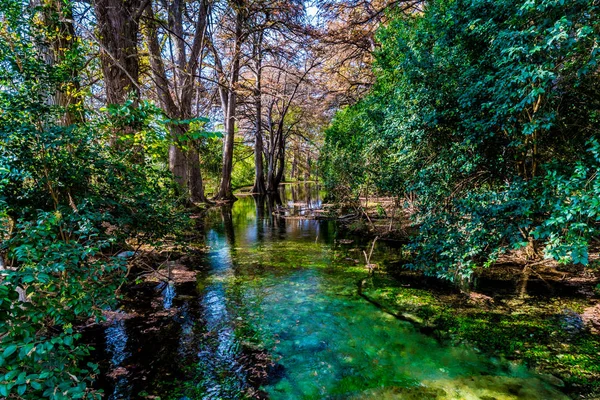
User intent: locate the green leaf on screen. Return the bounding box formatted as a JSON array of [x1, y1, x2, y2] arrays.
[[17, 384, 26, 396], [2, 344, 17, 358]]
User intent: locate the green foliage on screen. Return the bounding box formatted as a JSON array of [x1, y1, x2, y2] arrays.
[[322, 0, 600, 279], [200, 138, 255, 194], [0, 1, 187, 398], [231, 141, 255, 190], [199, 137, 225, 193]]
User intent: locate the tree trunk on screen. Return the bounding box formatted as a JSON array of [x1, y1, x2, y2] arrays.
[[274, 132, 285, 188], [215, 7, 243, 201], [44, 0, 83, 125], [187, 147, 206, 203], [33, 0, 83, 125], [144, 2, 208, 203], [146, 5, 187, 195], [305, 151, 311, 181], [94, 0, 141, 105], [169, 138, 188, 191], [266, 150, 276, 192], [251, 39, 266, 194], [146, 1, 208, 202], [274, 149, 285, 188], [290, 147, 298, 180]]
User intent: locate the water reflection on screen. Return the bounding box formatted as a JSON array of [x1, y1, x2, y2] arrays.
[[105, 316, 132, 400], [194, 203, 250, 399], [282, 184, 322, 217], [177, 303, 195, 359]]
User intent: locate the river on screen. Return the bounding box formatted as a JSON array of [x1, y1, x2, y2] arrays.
[[86, 183, 568, 400]]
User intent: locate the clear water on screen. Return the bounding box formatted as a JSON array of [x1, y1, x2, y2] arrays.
[[91, 184, 568, 400]]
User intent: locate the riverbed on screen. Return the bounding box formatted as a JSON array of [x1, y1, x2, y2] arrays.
[[85, 184, 569, 399]]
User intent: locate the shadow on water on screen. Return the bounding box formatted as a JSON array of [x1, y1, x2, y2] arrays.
[[84, 184, 569, 400]]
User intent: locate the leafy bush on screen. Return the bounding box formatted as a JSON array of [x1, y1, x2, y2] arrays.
[[322, 0, 600, 279]]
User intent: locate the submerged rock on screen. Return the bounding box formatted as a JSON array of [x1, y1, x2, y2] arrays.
[[292, 336, 328, 353], [560, 309, 585, 335], [117, 251, 136, 258]]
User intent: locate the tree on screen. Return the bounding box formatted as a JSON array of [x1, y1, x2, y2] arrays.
[[144, 0, 211, 203], [211, 0, 246, 201], [93, 0, 143, 106], [249, 16, 267, 194], [0, 1, 186, 396], [261, 56, 318, 191], [312, 0, 422, 106], [34, 0, 84, 125], [322, 0, 600, 279]]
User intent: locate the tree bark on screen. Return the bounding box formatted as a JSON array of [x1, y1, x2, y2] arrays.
[[251, 34, 266, 194], [144, 1, 209, 203], [290, 145, 298, 180], [274, 134, 285, 188], [214, 4, 244, 201], [94, 0, 142, 105], [42, 0, 83, 125]]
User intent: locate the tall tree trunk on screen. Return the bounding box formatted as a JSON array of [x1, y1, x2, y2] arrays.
[[177, 0, 209, 203], [169, 141, 188, 190], [251, 37, 266, 194], [266, 148, 276, 192], [94, 0, 141, 105], [145, 5, 188, 192], [274, 140, 285, 188], [215, 7, 243, 201], [187, 147, 206, 202], [94, 0, 142, 152], [290, 145, 298, 180], [38, 0, 83, 125], [144, 2, 209, 203], [32, 0, 82, 125]]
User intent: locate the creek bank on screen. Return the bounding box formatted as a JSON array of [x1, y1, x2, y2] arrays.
[[83, 185, 591, 399], [325, 195, 600, 398]]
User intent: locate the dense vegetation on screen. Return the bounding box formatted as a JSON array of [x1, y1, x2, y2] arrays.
[[0, 0, 330, 396], [0, 1, 186, 397], [1, 0, 599, 397], [322, 0, 600, 280]]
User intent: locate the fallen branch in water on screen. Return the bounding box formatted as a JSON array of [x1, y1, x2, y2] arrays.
[[356, 277, 436, 334], [363, 236, 378, 274]]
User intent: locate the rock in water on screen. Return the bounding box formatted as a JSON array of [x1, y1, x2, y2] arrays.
[[560, 309, 584, 335], [117, 251, 136, 259]]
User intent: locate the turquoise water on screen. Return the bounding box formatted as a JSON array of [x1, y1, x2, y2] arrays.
[[92, 185, 568, 399]]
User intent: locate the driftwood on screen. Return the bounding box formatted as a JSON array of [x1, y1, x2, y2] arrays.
[[363, 236, 378, 274]]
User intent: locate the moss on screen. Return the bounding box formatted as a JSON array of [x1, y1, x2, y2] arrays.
[[362, 282, 600, 398]]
